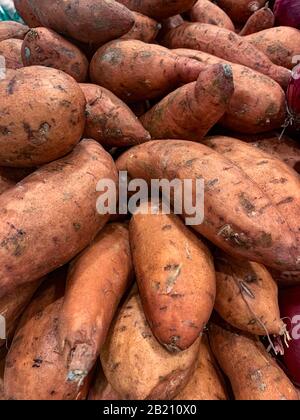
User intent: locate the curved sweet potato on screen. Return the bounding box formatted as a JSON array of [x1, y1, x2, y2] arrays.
[[116, 0, 196, 20], [22, 28, 89, 82], [162, 22, 291, 88], [0, 39, 23, 70], [190, 0, 235, 31], [14, 0, 41, 27], [140, 63, 234, 141], [216, 0, 267, 24], [101, 288, 200, 400], [0, 139, 117, 298], [209, 323, 298, 400], [90, 39, 204, 102], [122, 12, 161, 43], [80, 83, 151, 147], [0, 21, 29, 42], [117, 140, 299, 271], [239, 6, 275, 36], [88, 365, 122, 400]]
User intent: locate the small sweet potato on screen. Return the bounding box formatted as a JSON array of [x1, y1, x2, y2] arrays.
[[14, 0, 41, 27], [209, 323, 299, 400], [0, 39, 23, 70], [116, 0, 197, 20], [140, 63, 234, 141], [59, 223, 133, 382], [22, 28, 89, 82], [122, 12, 161, 43], [0, 139, 117, 298], [216, 0, 267, 24], [130, 205, 216, 352], [89, 39, 204, 102], [162, 23, 291, 88], [239, 6, 275, 36], [80, 83, 151, 147], [0, 21, 29, 42], [174, 335, 228, 400], [101, 288, 200, 400], [190, 0, 235, 31], [245, 26, 300, 69], [88, 365, 122, 400]]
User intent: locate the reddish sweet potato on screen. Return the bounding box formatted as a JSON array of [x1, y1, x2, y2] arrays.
[[88, 365, 122, 400], [80, 83, 151, 147], [162, 22, 291, 88], [22, 28, 89, 82], [140, 63, 234, 141], [190, 0, 235, 31], [245, 26, 300, 69], [0, 39, 23, 69], [117, 140, 299, 271], [216, 0, 267, 24], [209, 323, 299, 400], [0, 21, 29, 42], [122, 12, 161, 43], [174, 48, 286, 134], [116, 0, 197, 20], [90, 39, 204, 102], [0, 139, 117, 298], [14, 0, 41, 27], [239, 6, 275, 36]]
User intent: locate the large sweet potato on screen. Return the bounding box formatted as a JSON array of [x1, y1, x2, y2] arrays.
[[162, 23, 291, 88], [0, 39, 23, 69], [140, 63, 234, 141], [0, 66, 86, 167], [216, 0, 267, 24], [101, 288, 200, 400], [90, 39, 204, 102], [190, 0, 235, 31], [0, 139, 117, 298], [116, 0, 196, 20], [122, 12, 161, 43], [14, 0, 41, 27], [0, 21, 29, 41], [209, 323, 299, 400], [117, 140, 299, 271]]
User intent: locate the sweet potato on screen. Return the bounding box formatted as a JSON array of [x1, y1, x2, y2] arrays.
[[174, 48, 286, 134], [117, 140, 299, 271], [122, 12, 161, 43], [245, 26, 300, 69], [101, 288, 200, 400], [14, 0, 41, 27], [0, 39, 23, 70], [204, 136, 300, 266], [88, 365, 122, 400], [22, 28, 89, 82], [174, 335, 228, 400], [158, 15, 185, 41], [190, 0, 235, 31], [0, 21, 29, 42], [116, 0, 197, 20], [4, 271, 90, 400], [209, 323, 299, 400], [216, 0, 267, 24], [239, 6, 275, 36], [130, 205, 215, 352], [162, 23, 291, 88], [89, 39, 204, 102], [214, 251, 285, 336], [140, 63, 234, 141], [0, 66, 86, 167], [80, 83, 151, 147], [0, 139, 117, 298], [59, 223, 133, 382]]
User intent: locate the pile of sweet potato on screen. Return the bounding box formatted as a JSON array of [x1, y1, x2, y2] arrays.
[[0, 0, 299, 401]]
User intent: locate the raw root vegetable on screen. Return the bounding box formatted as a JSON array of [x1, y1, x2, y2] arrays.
[[174, 48, 286, 134], [0, 21, 29, 42], [27, 0, 135, 44], [0, 39, 23, 69], [209, 323, 299, 400], [88, 365, 122, 400], [214, 251, 286, 336], [162, 22, 291, 88], [174, 335, 228, 400], [274, 0, 300, 29], [90, 39, 204, 102], [122, 12, 161, 43], [116, 0, 197, 20], [0, 139, 117, 298], [130, 205, 216, 352], [279, 286, 300, 386], [190, 0, 235, 31], [59, 223, 133, 382], [158, 15, 184, 40], [216, 0, 268, 24], [245, 27, 300, 69], [80, 84, 151, 147], [14, 0, 41, 27], [117, 140, 299, 271], [140, 64, 234, 141], [239, 6, 275, 35], [101, 288, 200, 400], [286, 64, 300, 131], [22, 28, 89, 82]]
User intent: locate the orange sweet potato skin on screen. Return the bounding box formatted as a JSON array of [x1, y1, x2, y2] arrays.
[[116, 0, 197, 20], [239, 6, 275, 36], [22, 28, 89, 82], [0, 139, 117, 298], [216, 0, 267, 24], [209, 323, 299, 400], [117, 140, 299, 271], [80, 83, 151, 147], [0, 39, 23, 69], [0, 21, 29, 42], [14, 0, 41, 27], [190, 0, 235, 31], [122, 12, 161, 43]]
